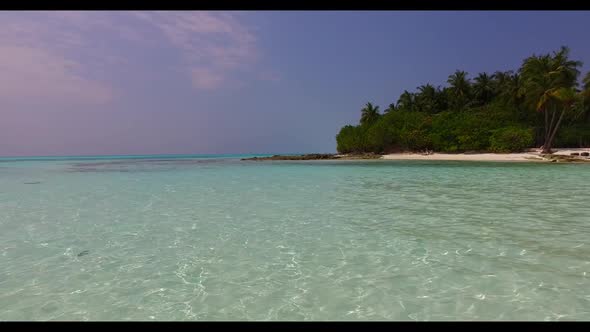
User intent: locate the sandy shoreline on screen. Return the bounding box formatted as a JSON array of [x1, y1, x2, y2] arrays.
[[380, 148, 590, 162], [244, 149, 590, 162]]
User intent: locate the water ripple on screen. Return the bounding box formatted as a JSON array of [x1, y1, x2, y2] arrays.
[[0, 160, 589, 320]]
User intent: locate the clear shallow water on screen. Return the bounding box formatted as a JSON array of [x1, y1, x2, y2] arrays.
[[1, 155, 589, 321]]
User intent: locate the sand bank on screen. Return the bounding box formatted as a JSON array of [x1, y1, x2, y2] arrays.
[[381, 148, 590, 162]]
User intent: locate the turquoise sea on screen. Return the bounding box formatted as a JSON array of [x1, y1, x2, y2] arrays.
[[1, 154, 589, 321]]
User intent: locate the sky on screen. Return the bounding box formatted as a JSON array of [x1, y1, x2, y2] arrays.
[[1, 11, 590, 156]]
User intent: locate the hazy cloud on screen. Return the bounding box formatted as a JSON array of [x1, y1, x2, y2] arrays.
[[0, 11, 263, 108], [0, 45, 112, 106], [132, 11, 258, 89]]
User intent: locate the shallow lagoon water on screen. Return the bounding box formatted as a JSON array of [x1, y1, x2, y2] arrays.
[[1, 155, 589, 320]]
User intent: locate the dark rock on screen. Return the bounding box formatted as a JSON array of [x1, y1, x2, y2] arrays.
[[547, 154, 590, 162], [571, 153, 580, 156], [77, 250, 90, 257], [534, 153, 590, 163], [581, 152, 589, 157]]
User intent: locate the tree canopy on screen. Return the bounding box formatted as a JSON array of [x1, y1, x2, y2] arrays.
[[337, 47, 590, 154]]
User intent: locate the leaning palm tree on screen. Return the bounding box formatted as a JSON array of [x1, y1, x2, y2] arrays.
[[360, 102, 380, 126], [520, 46, 582, 153], [542, 87, 582, 153]]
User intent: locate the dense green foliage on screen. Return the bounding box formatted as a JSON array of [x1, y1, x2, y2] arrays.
[[489, 127, 535, 153], [336, 47, 590, 154]]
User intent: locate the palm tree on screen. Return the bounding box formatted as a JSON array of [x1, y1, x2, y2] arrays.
[[447, 70, 471, 96], [492, 70, 522, 104], [552, 46, 582, 87], [583, 71, 590, 94], [384, 103, 397, 113], [447, 70, 471, 110], [520, 46, 582, 153], [436, 87, 450, 111], [415, 84, 438, 113], [506, 72, 525, 107], [491, 70, 511, 94], [543, 87, 582, 152], [396, 91, 415, 112], [360, 102, 380, 126], [472, 72, 494, 106], [578, 71, 590, 121]]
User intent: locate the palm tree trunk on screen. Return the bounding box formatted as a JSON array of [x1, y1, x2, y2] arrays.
[[541, 107, 557, 151], [547, 107, 557, 139], [543, 109, 566, 154], [544, 108, 549, 140]]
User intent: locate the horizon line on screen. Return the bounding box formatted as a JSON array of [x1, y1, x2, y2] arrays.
[[0, 151, 335, 159]]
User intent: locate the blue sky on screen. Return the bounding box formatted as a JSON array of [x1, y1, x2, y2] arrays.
[[1, 11, 590, 156]]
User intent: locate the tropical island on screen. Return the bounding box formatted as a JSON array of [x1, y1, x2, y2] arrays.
[[245, 47, 590, 163], [336, 46, 589, 159]]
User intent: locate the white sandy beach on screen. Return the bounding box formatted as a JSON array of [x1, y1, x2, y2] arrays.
[[381, 148, 590, 162]]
